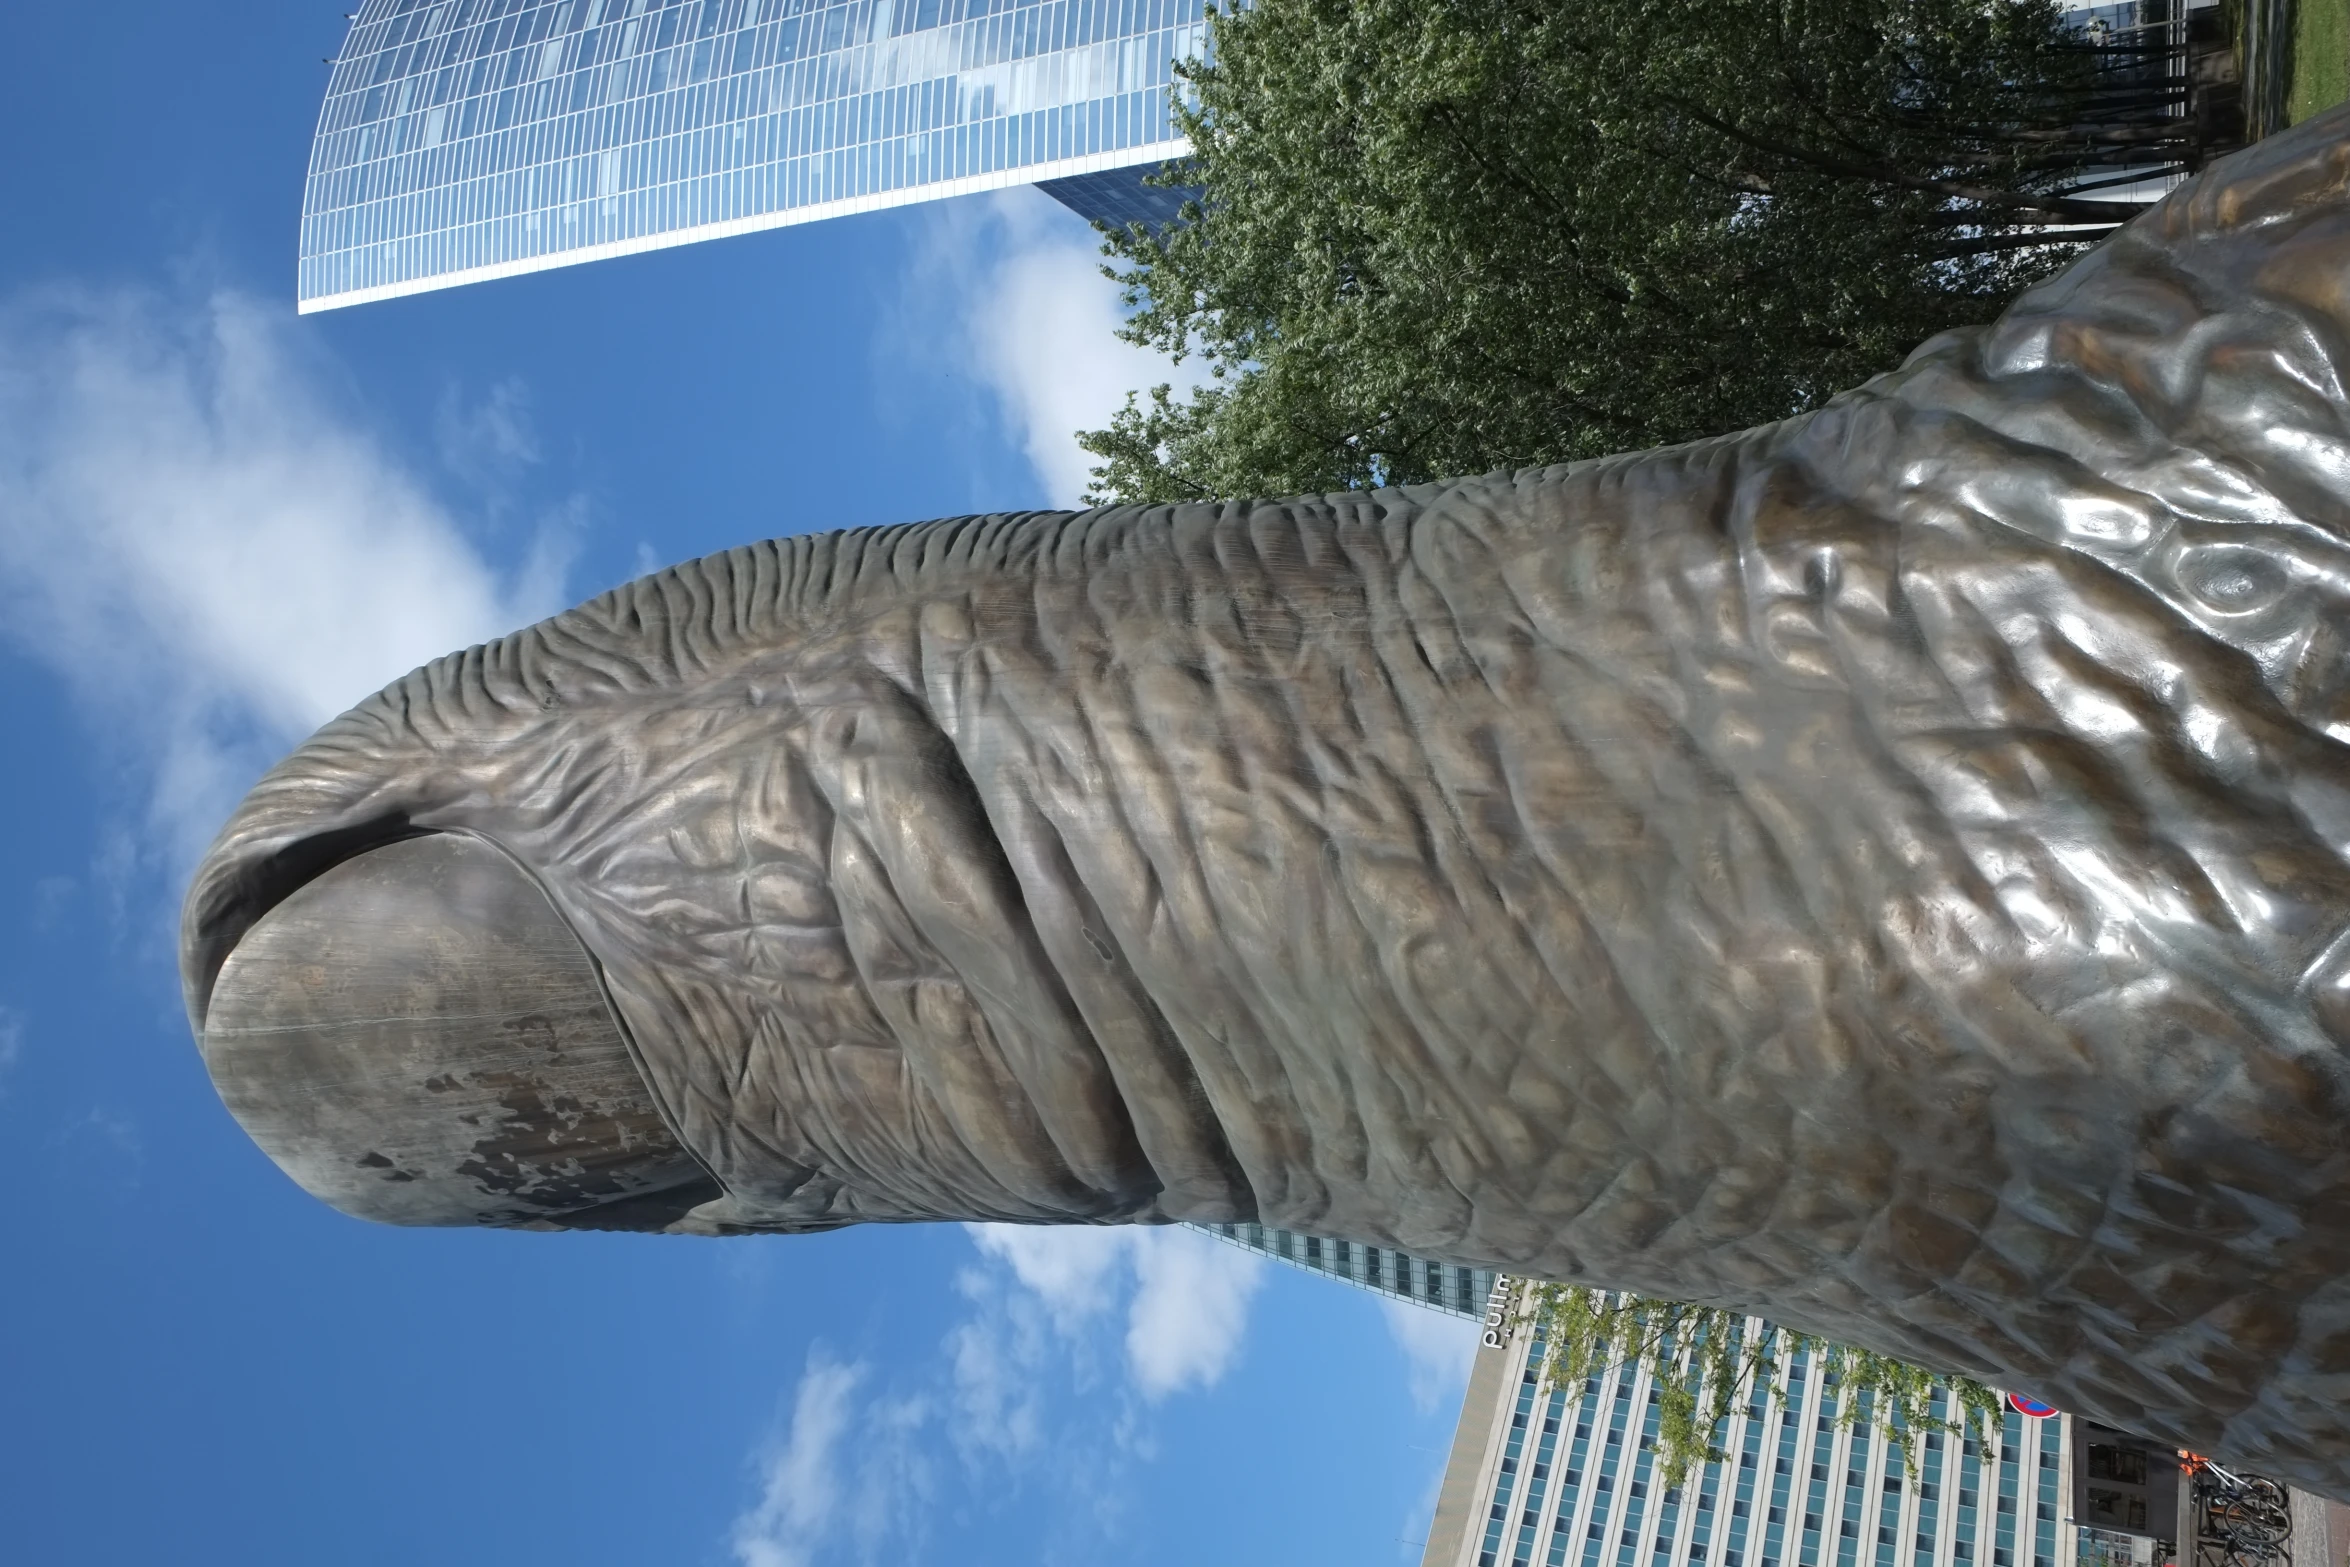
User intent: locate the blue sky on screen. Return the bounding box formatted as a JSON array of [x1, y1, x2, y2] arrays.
[[0, 5, 1475, 1563]]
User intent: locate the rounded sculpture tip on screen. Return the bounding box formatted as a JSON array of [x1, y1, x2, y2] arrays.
[[198, 832, 716, 1230]]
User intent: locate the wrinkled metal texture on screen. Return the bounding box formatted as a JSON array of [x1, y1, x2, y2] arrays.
[[186, 108, 2350, 1491], [204, 832, 718, 1230]]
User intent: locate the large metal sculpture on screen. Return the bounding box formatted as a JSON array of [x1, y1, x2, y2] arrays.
[[186, 109, 2350, 1492]]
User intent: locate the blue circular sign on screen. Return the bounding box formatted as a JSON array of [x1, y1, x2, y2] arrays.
[[2009, 1394, 2058, 1419]]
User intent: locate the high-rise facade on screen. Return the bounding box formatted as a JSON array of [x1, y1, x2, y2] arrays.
[[1190, 1221, 1500, 1318], [300, 0, 1204, 312], [1425, 1290, 2080, 1567]]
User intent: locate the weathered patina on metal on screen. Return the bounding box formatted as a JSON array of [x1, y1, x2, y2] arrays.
[[186, 108, 2350, 1492]]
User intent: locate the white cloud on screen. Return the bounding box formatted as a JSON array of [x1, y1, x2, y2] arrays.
[[435, 374, 541, 483], [966, 1222, 1265, 1400], [908, 188, 1206, 508], [966, 1220, 1129, 1324], [734, 1355, 870, 1567], [0, 284, 569, 878], [730, 1227, 1266, 1567], [0, 1007, 22, 1094], [840, 1391, 936, 1559], [1381, 1295, 1480, 1415], [946, 1263, 1054, 1461], [53, 1104, 144, 1195], [733, 1354, 943, 1567], [31, 876, 75, 931], [1124, 1226, 1265, 1398]]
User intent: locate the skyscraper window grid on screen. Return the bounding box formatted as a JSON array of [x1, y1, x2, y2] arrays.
[[1954, 1422, 1982, 1567], [1877, 1447, 1905, 1567], [1995, 1410, 2022, 1567], [1429, 1304, 2069, 1567], [1512, 1364, 1568, 1564], [301, 0, 1204, 311], [1650, 1434, 1688, 1567], [1763, 1364, 1804, 1567], [1726, 1384, 1764, 1567], [1841, 1417, 1874, 1567], [1480, 1350, 1561, 1566], [1684, 1425, 1722, 1567], [1191, 1221, 1499, 1318], [1579, 1376, 1637, 1567], [1799, 1380, 1832, 1567], [1545, 1380, 1603, 1567], [1916, 1422, 1947, 1567], [2034, 1423, 2062, 1567], [1618, 1392, 1666, 1567]]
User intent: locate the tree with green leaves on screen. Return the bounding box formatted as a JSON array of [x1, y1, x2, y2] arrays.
[[1514, 1283, 2008, 1489], [1080, 0, 2213, 503]]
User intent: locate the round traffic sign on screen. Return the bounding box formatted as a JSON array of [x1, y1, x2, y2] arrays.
[[2009, 1394, 2057, 1419]]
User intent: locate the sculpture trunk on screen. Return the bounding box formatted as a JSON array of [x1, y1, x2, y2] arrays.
[[187, 112, 2350, 1491]]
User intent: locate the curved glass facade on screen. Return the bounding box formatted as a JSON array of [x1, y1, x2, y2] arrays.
[[300, 0, 1204, 312]]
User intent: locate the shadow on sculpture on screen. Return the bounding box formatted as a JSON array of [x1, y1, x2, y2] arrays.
[[186, 106, 2350, 1494]]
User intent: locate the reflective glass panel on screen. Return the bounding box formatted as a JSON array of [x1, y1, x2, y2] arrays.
[[301, 0, 1204, 310]]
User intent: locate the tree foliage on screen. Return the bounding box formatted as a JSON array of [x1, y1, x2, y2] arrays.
[[1516, 1283, 2008, 1490], [1079, 0, 2197, 503]]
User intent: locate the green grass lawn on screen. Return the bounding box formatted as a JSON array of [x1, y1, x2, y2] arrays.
[[2292, 0, 2350, 121]]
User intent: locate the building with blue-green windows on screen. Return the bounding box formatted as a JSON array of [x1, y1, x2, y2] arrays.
[[1424, 1291, 2086, 1567], [1189, 1221, 1500, 1318], [300, 0, 1203, 311]]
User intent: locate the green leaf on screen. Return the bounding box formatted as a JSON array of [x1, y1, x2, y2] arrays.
[[1512, 1283, 2005, 1491], [1079, 0, 2196, 503]]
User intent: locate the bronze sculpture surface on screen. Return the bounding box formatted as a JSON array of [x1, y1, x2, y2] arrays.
[[186, 108, 2350, 1492]]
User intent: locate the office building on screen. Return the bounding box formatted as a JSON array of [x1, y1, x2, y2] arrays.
[[1425, 1286, 2080, 1567], [296, 1, 2218, 316], [300, 0, 1205, 311], [1190, 1222, 1500, 1319]]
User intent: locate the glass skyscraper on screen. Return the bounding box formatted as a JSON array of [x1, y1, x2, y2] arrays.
[[300, 0, 1205, 311], [1190, 1222, 1501, 1318], [1425, 1294, 2079, 1567]]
